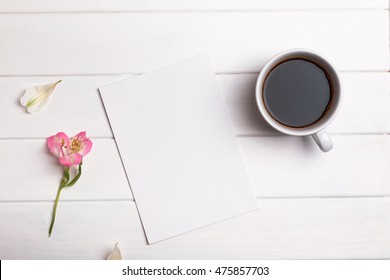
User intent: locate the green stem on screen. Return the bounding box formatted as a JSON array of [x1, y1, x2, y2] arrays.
[[48, 185, 64, 237], [48, 168, 69, 237]]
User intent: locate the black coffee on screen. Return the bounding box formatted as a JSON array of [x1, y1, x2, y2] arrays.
[[263, 59, 332, 128]]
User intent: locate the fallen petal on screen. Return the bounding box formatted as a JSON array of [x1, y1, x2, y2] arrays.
[[107, 243, 122, 260], [20, 80, 61, 113]]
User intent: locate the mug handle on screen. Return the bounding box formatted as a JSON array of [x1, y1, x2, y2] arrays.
[[312, 129, 333, 152]]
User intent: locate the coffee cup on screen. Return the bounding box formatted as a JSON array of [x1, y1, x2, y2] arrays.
[[255, 49, 342, 152]]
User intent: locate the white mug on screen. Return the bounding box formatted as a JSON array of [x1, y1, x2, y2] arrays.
[[255, 49, 342, 152]]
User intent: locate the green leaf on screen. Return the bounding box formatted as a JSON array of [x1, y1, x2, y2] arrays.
[[65, 163, 82, 187]]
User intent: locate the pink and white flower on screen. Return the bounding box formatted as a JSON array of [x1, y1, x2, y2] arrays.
[[47, 131, 92, 167], [46, 131, 93, 237]]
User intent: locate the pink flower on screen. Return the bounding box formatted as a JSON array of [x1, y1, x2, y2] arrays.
[[46, 131, 93, 237], [47, 131, 92, 167]]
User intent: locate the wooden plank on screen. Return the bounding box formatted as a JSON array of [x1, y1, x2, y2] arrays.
[[0, 73, 390, 138], [0, 139, 132, 201], [0, 135, 389, 201], [0, 73, 389, 139], [0, 0, 386, 12], [0, 198, 388, 259], [0, 11, 386, 75], [221, 72, 390, 135]]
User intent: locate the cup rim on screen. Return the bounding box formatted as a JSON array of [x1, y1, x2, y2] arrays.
[[255, 48, 342, 136]]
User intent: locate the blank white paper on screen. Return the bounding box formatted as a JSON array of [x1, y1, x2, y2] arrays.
[[99, 54, 257, 244]]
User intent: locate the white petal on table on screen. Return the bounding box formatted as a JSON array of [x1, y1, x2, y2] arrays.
[[20, 80, 61, 113], [106, 243, 122, 260]]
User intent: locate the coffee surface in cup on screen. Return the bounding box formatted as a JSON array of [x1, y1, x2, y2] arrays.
[[263, 59, 331, 128]]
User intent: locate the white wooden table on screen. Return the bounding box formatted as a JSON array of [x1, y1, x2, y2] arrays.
[[0, 0, 389, 259]]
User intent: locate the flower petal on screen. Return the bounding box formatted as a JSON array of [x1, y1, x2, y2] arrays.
[[70, 131, 93, 156], [73, 131, 87, 139], [47, 132, 70, 158], [59, 153, 82, 167], [107, 243, 122, 260], [20, 80, 61, 113], [79, 139, 93, 156]]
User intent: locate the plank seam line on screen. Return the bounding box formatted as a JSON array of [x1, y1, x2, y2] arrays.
[[388, 6, 390, 70], [0, 70, 387, 77], [0, 195, 388, 204], [237, 133, 390, 137], [0, 137, 115, 140], [0, 8, 386, 15], [0, 133, 388, 141], [0, 133, 389, 141]]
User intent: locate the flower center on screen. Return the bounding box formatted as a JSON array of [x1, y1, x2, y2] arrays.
[[70, 139, 83, 153]]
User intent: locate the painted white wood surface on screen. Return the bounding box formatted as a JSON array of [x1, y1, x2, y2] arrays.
[[1, 73, 389, 138], [0, 11, 387, 75], [0, 0, 387, 12], [0, 0, 389, 259], [0, 135, 389, 202], [0, 198, 388, 259], [241, 135, 390, 197]]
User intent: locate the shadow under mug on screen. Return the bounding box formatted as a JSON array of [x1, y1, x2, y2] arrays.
[[255, 49, 342, 152]]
